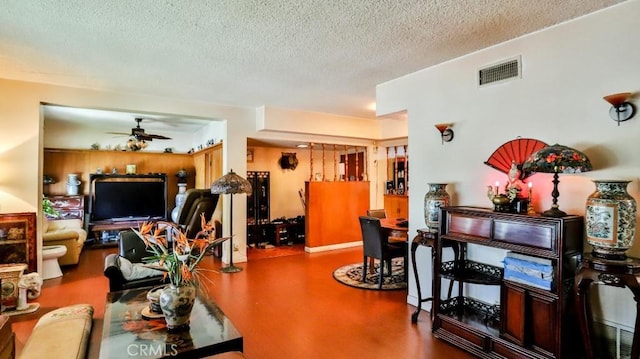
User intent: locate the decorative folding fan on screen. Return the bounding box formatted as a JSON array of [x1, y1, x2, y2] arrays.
[[484, 138, 548, 180]]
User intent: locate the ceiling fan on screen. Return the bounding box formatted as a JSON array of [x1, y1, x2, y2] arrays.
[[109, 117, 172, 141]]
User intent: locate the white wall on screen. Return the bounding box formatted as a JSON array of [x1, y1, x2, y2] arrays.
[[377, 1, 640, 326]]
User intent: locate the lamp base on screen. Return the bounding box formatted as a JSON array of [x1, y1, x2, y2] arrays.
[[542, 207, 567, 217], [221, 265, 243, 273]]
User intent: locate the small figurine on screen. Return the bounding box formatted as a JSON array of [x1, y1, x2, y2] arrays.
[[17, 272, 43, 310]]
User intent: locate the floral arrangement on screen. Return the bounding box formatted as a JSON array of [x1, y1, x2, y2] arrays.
[[133, 215, 229, 287]]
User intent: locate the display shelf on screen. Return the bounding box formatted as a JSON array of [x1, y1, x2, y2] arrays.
[[440, 260, 502, 285], [438, 296, 500, 336], [432, 206, 584, 359]]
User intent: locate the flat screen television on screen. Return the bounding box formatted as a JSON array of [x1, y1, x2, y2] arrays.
[[92, 180, 167, 221]]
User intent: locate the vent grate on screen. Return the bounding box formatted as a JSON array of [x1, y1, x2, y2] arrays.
[[479, 58, 520, 86]]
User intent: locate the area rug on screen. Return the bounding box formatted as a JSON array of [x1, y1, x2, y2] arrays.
[[332, 258, 406, 290]]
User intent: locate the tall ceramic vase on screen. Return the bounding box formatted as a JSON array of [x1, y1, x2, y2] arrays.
[[159, 283, 196, 331], [424, 183, 450, 230], [585, 180, 637, 260], [171, 183, 188, 222]]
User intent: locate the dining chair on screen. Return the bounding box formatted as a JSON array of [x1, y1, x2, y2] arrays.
[[366, 209, 387, 219], [359, 216, 406, 289]]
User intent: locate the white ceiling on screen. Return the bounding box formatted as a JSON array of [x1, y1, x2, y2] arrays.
[[1, 0, 623, 123]]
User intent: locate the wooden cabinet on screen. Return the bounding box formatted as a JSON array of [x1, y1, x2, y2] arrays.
[[192, 143, 222, 189], [45, 195, 85, 223], [433, 206, 583, 359], [384, 194, 408, 218], [246, 171, 270, 245]]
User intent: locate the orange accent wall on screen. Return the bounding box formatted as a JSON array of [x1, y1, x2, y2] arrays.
[[305, 181, 370, 248]]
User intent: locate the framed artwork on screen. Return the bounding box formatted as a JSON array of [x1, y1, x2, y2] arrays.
[[0, 212, 37, 273], [246, 148, 254, 163]]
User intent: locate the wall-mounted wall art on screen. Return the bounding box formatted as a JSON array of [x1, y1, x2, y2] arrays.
[[0, 212, 37, 273]]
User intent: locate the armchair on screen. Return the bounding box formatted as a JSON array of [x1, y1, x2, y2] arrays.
[[176, 189, 220, 238], [42, 219, 87, 265]]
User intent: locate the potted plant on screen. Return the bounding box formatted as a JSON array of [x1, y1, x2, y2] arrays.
[[42, 197, 59, 218], [133, 215, 229, 330]]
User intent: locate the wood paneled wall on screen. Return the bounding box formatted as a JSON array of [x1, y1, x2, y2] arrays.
[[305, 181, 370, 248], [43, 149, 196, 211]]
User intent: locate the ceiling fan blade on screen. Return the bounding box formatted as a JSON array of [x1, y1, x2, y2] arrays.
[[145, 134, 172, 140], [106, 131, 130, 136]]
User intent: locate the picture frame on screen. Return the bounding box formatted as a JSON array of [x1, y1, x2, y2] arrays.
[[0, 212, 37, 273], [246, 148, 254, 163]]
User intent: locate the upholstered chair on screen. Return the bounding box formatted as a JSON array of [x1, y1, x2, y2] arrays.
[[42, 219, 87, 265]]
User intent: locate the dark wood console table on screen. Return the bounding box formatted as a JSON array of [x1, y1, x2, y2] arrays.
[[575, 253, 640, 359], [411, 228, 461, 323]]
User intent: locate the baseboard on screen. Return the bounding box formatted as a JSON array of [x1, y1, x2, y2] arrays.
[[304, 241, 362, 253]]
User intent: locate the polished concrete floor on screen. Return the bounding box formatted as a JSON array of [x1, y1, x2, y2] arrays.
[[9, 244, 473, 359]]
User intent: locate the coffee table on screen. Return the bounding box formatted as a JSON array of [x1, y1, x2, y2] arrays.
[[100, 286, 243, 358]]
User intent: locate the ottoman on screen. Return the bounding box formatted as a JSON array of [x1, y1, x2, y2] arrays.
[[20, 304, 93, 359]]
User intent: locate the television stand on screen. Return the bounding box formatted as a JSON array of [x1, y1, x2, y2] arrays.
[[88, 219, 148, 247]]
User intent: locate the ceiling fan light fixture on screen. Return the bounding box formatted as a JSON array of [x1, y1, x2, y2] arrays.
[[127, 137, 148, 151]]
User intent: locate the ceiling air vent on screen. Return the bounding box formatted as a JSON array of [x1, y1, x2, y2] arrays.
[[478, 57, 521, 86]]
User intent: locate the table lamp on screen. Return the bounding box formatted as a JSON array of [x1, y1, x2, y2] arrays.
[[211, 169, 252, 273], [522, 144, 592, 217]]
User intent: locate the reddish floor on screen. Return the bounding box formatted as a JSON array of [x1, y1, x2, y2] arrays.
[[9, 245, 473, 359]]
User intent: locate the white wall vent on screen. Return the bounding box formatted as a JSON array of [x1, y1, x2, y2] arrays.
[[478, 56, 521, 86]]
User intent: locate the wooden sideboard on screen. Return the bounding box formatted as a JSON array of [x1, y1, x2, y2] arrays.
[[384, 194, 408, 218], [434, 206, 583, 359], [45, 195, 84, 222]]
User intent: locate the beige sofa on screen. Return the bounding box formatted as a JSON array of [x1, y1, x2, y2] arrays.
[[20, 304, 93, 359], [42, 219, 87, 266]]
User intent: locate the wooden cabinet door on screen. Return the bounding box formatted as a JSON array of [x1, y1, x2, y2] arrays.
[[193, 144, 222, 189], [501, 282, 558, 356], [529, 291, 557, 355], [383, 195, 408, 218], [502, 282, 527, 345]]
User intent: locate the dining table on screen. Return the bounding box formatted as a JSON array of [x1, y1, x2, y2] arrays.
[[380, 217, 409, 243]]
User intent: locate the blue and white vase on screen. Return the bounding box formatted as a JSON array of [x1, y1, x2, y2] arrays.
[[424, 183, 450, 230], [585, 180, 637, 260], [159, 283, 196, 331]]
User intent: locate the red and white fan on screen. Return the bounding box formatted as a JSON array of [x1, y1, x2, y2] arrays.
[[484, 138, 547, 180]]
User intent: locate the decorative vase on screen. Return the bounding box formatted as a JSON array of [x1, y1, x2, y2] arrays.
[[171, 183, 188, 222], [159, 283, 196, 331], [585, 180, 637, 260], [424, 183, 450, 229]]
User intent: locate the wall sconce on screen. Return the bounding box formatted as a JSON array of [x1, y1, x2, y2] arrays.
[[434, 123, 454, 144], [603, 92, 635, 126]]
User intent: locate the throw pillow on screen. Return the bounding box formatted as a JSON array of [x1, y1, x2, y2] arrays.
[[117, 256, 163, 281]]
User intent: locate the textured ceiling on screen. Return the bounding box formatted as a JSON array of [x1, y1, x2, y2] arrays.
[[0, 0, 623, 120]]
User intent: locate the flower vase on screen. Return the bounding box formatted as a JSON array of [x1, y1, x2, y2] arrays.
[[424, 183, 450, 230], [585, 180, 637, 260], [159, 283, 196, 330], [171, 183, 188, 222]]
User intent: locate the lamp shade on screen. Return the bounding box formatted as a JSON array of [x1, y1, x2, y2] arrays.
[[522, 144, 592, 217], [522, 144, 592, 174], [210, 169, 252, 195]]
